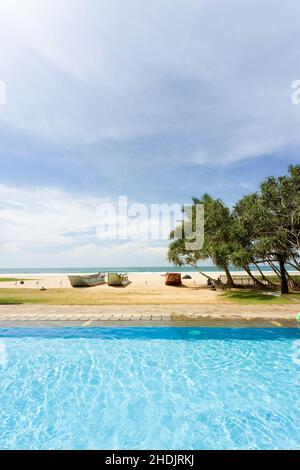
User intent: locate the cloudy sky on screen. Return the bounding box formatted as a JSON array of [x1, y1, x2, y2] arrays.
[[0, 0, 300, 267]]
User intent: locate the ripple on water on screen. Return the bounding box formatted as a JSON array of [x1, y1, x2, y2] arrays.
[[0, 327, 299, 450]]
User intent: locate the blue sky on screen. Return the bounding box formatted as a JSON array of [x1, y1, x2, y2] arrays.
[[0, 0, 300, 267]]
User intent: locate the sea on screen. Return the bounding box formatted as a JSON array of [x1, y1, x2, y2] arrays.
[[0, 265, 295, 274]]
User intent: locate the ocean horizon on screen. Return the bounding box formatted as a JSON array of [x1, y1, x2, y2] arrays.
[[0, 265, 295, 274]]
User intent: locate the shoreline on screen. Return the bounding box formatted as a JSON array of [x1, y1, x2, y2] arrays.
[[0, 268, 298, 276], [0, 269, 290, 280]]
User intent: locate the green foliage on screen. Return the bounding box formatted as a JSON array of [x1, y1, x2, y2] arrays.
[[168, 194, 236, 286], [168, 165, 300, 293]]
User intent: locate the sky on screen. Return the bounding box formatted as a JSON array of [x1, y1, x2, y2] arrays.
[[0, 0, 300, 268]]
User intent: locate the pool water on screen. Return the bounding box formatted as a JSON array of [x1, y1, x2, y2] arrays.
[[0, 327, 299, 450]]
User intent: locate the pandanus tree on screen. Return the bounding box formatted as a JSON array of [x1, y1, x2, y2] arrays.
[[232, 165, 300, 294], [168, 165, 300, 294], [168, 194, 236, 287], [258, 165, 300, 292], [260, 165, 300, 271], [232, 193, 278, 289]]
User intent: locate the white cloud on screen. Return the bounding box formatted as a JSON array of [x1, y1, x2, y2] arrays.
[[0, 184, 170, 267], [0, 0, 300, 165], [65, 241, 167, 267], [0, 184, 104, 250]]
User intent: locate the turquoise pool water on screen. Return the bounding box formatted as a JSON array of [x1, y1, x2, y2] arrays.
[[0, 327, 299, 450]]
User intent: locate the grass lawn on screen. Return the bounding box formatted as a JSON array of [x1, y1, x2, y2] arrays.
[[0, 278, 27, 283], [0, 289, 111, 305], [222, 290, 300, 304], [0, 287, 299, 305], [0, 288, 167, 305]]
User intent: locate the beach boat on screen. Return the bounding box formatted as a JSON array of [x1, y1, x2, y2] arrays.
[[107, 272, 130, 286], [165, 272, 182, 286], [68, 273, 106, 288]]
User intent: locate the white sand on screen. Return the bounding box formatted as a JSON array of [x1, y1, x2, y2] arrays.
[[0, 269, 277, 290]]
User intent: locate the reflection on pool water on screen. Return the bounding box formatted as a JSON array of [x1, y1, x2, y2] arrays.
[[0, 327, 299, 450]]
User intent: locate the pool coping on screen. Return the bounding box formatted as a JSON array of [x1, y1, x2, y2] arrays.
[[0, 319, 298, 328], [0, 304, 299, 328]]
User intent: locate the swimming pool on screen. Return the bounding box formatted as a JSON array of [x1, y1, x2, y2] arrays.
[[0, 327, 299, 450]]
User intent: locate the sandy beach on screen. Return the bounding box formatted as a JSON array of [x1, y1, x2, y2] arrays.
[[0, 271, 300, 326], [0, 269, 280, 289], [0, 271, 207, 289], [0, 272, 218, 304]]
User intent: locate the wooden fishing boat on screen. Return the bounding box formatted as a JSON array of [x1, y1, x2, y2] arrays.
[[165, 272, 182, 286], [107, 272, 130, 286], [68, 273, 106, 288]]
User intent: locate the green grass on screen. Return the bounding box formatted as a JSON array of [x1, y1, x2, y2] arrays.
[[222, 290, 300, 304], [265, 275, 300, 284], [0, 289, 98, 305], [0, 278, 27, 283], [0, 288, 178, 306], [0, 298, 23, 304], [0, 287, 299, 306]]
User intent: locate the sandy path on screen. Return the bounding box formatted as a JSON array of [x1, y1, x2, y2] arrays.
[[0, 303, 299, 326]]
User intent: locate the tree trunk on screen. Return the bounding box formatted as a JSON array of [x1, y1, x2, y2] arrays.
[[244, 264, 268, 289], [291, 255, 300, 271], [285, 269, 300, 290], [267, 260, 281, 277], [286, 261, 300, 273], [278, 255, 289, 294], [223, 265, 235, 288], [253, 263, 277, 288], [188, 263, 222, 287]]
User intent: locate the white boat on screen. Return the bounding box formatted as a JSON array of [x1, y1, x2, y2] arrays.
[[68, 273, 106, 288]]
